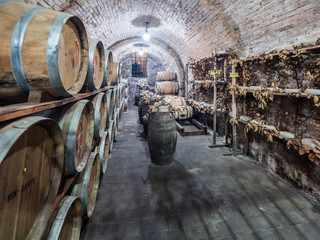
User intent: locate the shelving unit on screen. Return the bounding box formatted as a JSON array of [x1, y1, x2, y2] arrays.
[[230, 44, 320, 162], [0, 86, 113, 122]]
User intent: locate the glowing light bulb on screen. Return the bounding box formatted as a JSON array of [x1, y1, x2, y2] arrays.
[[139, 49, 144, 56], [143, 32, 150, 42]]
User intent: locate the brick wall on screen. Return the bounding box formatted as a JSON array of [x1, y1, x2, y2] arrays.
[[23, 0, 320, 75]]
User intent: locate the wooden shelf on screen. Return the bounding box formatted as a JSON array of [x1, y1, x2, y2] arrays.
[[237, 45, 320, 63], [0, 86, 113, 122]]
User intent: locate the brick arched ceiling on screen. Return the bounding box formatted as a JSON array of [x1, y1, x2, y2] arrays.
[[24, 0, 320, 64]]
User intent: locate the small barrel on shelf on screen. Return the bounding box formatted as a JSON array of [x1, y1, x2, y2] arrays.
[[45, 99, 94, 175], [156, 71, 177, 81], [71, 152, 100, 220], [155, 81, 179, 95], [44, 196, 82, 240], [96, 131, 110, 175], [102, 50, 113, 86], [85, 39, 105, 91], [0, 116, 64, 240], [91, 92, 107, 139], [0, 1, 89, 103], [148, 106, 177, 166], [108, 120, 115, 152], [105, 89, 115, 122]]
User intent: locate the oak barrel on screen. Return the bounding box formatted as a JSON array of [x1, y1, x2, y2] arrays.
[[105, 89, 114, 122], [156, 71, 177, 81], [0, 116, 64, 240], [102, 50, 113, 86], [173, 106, 194, 120], [155, 81, 179, 95], [118, 62, 123, 84], [0, 2, 88, 102], [46, 196, 81, 240], [148, 106, 177, 165], [108, 120, 115, 152], [114, 110, 120, 140], [91, 93, 107, 139], [138, 100, 156, 134], [165, 95, 187, 107], [48, 100, 94, 175], [86, 39, 105, 91], [108, 62, 118, 86], [114, 86, 119, 109], [96, 131, 110, 175], [71, 152, 100, 220]]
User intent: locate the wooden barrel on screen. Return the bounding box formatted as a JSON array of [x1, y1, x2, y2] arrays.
[[91, 93, 107, 139], [174, 106, 194, 120], [114, 110, 120, 140], [0, 116, 64, 240], [124, 98, 128, 111], [114, 86, 119, 109], [0, 2, 88, 103], [138, 99, 156, 125], [105, 89, 114, 122], [148, 106, 177, 165], [102, 50, 113, 86], [155, 81, 179, 95], [96, 131, 110, 175], [116, 85, 123, 108], [45, 196, 81, 240], [71, 152, 100, 220], [86, 39, 105, 91], [108, 62, 118, 86], [165, 95, 187, 107], [108, 120, 115, 152], [47, 100, 94, 175], [156, 71, 177, 81], [118, 63, 123, 84], [134, 85, 141, 106]]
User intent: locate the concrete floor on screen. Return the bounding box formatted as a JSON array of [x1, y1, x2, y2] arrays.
[[81, 104, 320, 240]]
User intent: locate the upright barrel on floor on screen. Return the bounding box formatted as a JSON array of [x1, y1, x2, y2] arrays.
[[85, 39, 105, 91], [45, 196, 82, 240], [0, 116, 64, 240], [71, 152, 100, 220], [0, 1, 88, 102], [148, 106, 177, 165]]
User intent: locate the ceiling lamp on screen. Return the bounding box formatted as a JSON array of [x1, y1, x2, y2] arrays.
[[139, 47, 144, 56], [143, 22, 150, 42]]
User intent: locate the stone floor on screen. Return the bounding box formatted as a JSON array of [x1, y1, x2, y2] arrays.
[[81, 104, 320, 240]]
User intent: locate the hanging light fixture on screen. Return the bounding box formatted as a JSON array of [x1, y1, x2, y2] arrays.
[[143, 22, 150, 42], [139, 46, 144, 56]]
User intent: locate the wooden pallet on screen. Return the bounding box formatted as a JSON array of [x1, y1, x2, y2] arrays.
[[176, 119, 207, 136]]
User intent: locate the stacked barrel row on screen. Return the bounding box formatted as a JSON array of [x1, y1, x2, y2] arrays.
[[155, 71, 179, 95], [0, 2, 126, 239], [0, 1, 122, 105], [0, 86, 128, 240]]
